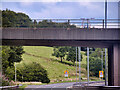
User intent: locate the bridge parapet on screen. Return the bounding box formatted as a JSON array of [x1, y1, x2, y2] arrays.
[[3, 19, 120, 29]]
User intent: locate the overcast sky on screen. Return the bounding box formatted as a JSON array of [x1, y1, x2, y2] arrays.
[[2, 2, 118, 19]]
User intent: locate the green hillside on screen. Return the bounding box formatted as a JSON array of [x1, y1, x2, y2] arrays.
[[16, 46, 98, 82]]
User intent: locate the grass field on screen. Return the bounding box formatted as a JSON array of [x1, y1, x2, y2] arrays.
[[16, 46, 98, 82]]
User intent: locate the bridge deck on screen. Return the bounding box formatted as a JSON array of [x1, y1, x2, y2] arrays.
[[2, 28, 120, 47]]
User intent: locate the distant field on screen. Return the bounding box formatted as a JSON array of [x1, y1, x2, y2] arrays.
[[16, 46, 98, 82]]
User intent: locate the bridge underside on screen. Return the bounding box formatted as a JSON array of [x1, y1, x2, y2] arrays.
[[2, 39, 119, 48]]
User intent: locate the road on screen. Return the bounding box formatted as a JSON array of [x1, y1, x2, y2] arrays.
[[24, 81, 105, 90], [25, 82, 75, 90]]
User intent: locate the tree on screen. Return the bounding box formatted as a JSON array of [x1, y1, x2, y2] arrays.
[[89, 57, 102, 77], [2, 9, 32, 27], [2, 10, 26, 81], [66, 47, 83, 65], [8, 46, 25, 67], [89, 48, 105, 77], [17, 62, 50, 83], [2, 46, 25, 80], [66, 47, 76, 65], [2, 46, 10, 73], [52, 46, 67, 62]]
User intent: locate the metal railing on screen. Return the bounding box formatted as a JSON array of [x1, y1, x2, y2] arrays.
[[2, 19, 120, 28], [0, 85, 19, 89]]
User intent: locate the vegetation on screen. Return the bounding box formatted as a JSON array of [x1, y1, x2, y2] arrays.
[[52, 46, 83, 64], [2, 9, 76, 28], [33, 19, 76, 28], [52, 46, 105, 78], [1, 74, 15, 86], [2, 46, 24, 80], [16, 46, 88, 81], [2, 9, 32, 27], [52, 46, 67, 63], [89, 48, 105, 77], [17, 62, 50, 83], [18, 84, 28, 89], [66, 47, 83, 65], [16, 46, 104, 82]]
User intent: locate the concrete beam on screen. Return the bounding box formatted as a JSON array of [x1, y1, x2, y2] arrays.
[[2, 39, 115, 48], [2, 28, 120, 40]]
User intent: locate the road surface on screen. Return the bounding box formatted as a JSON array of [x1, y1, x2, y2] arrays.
[[24, 81, 105, 90], [25, 82, 74, 89]]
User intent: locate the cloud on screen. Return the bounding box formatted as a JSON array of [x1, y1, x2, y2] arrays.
[[2, 2, 118, 19], [20, 2, 33, 7], [29, 2, 104, 19]]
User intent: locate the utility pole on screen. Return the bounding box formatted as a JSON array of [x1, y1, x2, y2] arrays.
[[76, 47, 78, 84], [105, 0, 107, 86], [105, 0, 107, 29], [101, 51, 103, 71], [87, 47, 89, 85], [101, 50, 103, 80], [105, 48, 107, 85], [78, 47, 81, 85], [87, 18, 90, 85]]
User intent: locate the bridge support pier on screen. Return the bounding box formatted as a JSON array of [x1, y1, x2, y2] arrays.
[[108, 44, 120, 86]]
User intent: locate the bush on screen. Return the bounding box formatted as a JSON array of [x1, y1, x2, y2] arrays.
[[17, 62, 50, 83], [89, 57, 102, 77], [5, 67, 15, 81], [1, 75, 15, 86]]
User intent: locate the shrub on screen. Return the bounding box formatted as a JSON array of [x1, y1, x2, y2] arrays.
[[1, 75, 15, 86], [89, 57, 102, 77], [5, 67, 15, 81], [17, 62, 50, 83]]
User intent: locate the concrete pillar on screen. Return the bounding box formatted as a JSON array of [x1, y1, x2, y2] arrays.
[[108, 44, 120, 86]]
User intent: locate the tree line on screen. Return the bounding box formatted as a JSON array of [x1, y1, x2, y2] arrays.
[[52, 47, 105, 77], [2, 9, 76, 28]]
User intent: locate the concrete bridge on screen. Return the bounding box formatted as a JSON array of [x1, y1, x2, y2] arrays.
[[1, 27, 120, 86]]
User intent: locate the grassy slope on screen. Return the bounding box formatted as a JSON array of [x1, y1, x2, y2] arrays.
[[16, 46, 97, 82]]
